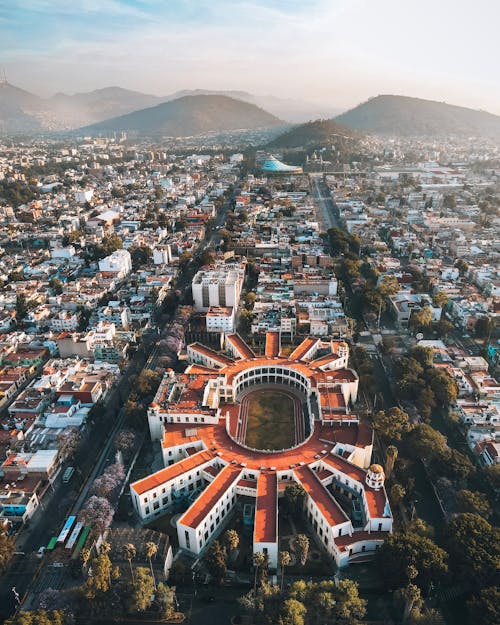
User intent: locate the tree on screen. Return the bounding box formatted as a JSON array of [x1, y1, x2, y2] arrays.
[[57, 427, 81, 459], [89, 234, 122, 260], [378, 275, 400, 297], [79, 496, 114, 534], [402, 583, 422, 621], [403, 424, 447, 462], [376, 532, 448, 590], [428, 369, 457, 408], [409, 307, 432, 333], [390, 483, 406, 505], [156, 582, 177, 620], [278, 551, 291, 592], [224, 529, 239, 564], [144, 541, 157, 589], [134, 369, 161, 398], [123, 543, 136, 583], [432, 448, 472, 481], [467, 586, 500, 625], [49, 277, 63, 295], [130, 246, 152, 270], [178, 251, 192, 270], [434, 319, 454, 338], [206, 540, 227, 586], [278, 598, 307, 625], [283, 483, 306, 516], [415, 387, 436, 419], [293, 534, 309, 566], [445, 513, 500, 589], [253, 551, 266, 596], [127, 566, 154, 613], [475, 316, 495, 341], [432, 291, 448, 308], [385, 445, 398, 478], [0, 526, 15, 572], [372, 407, 411, 442], [288, 579, 366, 625], [455, 489, 492, 518], [114, 429, 137, 457], [85, 550, 113, 599], [4, 610, 70, 625], [332, 579, 367, 624], [455, 259, 468, 276], [16, 293, 28, 321]]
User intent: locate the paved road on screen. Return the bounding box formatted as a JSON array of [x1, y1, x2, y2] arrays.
[[309, 174, 340, 230]]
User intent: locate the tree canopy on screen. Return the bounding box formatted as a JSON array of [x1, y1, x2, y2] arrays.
[[445, 513, 500, 590], [376, 531, 448, 590]]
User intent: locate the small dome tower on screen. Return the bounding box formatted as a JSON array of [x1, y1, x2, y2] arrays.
[[366, 463, 385, 491]]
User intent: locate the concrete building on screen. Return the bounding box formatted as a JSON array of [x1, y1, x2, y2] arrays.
[[192, 264, 245, 312], [98, 249, 132, 279]]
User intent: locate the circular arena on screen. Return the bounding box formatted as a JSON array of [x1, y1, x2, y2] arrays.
[[135, 333, 392, 573], [234, 384, 306, 451]]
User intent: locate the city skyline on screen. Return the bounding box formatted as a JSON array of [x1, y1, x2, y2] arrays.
[[1, 0, 499, 115]]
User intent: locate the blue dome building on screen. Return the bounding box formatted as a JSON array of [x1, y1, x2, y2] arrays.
[[261, 155, 303, 175]]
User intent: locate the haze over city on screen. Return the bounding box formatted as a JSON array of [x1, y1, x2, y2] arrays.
[[1, 0, 499, 114], [0, 2, 499, 625]]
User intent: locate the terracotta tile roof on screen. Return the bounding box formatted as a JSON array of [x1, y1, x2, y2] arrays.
[[179, 464, 242, 529], [226, 334, 255, 360], [365, 488, 389, 518], [309, 353, 340, 367], [295, 465, 348, 526], [131, 450, 214, 495], [254, 472, 277, 543], [289, 337, 319, 361], [189, 343, 234, 367], [265, 331, 280, 357], [334, 530, 390, 551]]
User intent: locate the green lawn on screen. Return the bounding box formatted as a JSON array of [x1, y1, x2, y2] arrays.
[[244, 391, 295, 450]]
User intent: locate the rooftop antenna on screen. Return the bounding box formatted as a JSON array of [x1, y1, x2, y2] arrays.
[[0, 68, 7, 85]]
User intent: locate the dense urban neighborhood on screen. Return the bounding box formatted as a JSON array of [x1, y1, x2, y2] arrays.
[[0, 126, 498, 625]]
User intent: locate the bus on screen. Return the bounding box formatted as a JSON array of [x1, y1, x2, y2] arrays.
[[71, 525, 91, 561], [65, 522, 84, 551], [62, 467, 75, 483], [57, 516, 76, 544]]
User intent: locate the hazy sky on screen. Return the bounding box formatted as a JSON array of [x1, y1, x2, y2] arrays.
[[1, 0, 499, 114]]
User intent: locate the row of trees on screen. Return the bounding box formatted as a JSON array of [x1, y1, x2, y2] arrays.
[[82, 540, 179, 619], [239, 578, 366, 625], [78, 461, 125, 535]]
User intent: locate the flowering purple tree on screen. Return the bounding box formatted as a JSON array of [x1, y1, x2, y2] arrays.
[[91, 463, 125, 502], [79, 496, 114, 534], [115, 429, 137, 455]]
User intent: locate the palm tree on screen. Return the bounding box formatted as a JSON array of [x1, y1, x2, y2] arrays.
[[252, 551, 265, 597], [145, 541, 158, 589], [123, 543, 136, 583], [385, 445, 398, 479], [224, 529, 239, 564], [278, 551, 291, 592], [402, 583, 421, 621], [293, 534, 309, 566]]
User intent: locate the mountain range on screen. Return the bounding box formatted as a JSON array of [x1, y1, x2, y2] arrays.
[[0, 82, 336, 133], [2, 80, 500, 140], [335, 95, 500, 139], [78, 94, 284, 136]]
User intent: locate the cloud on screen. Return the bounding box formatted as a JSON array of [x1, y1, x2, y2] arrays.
[[1, 0, 499, 114]]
